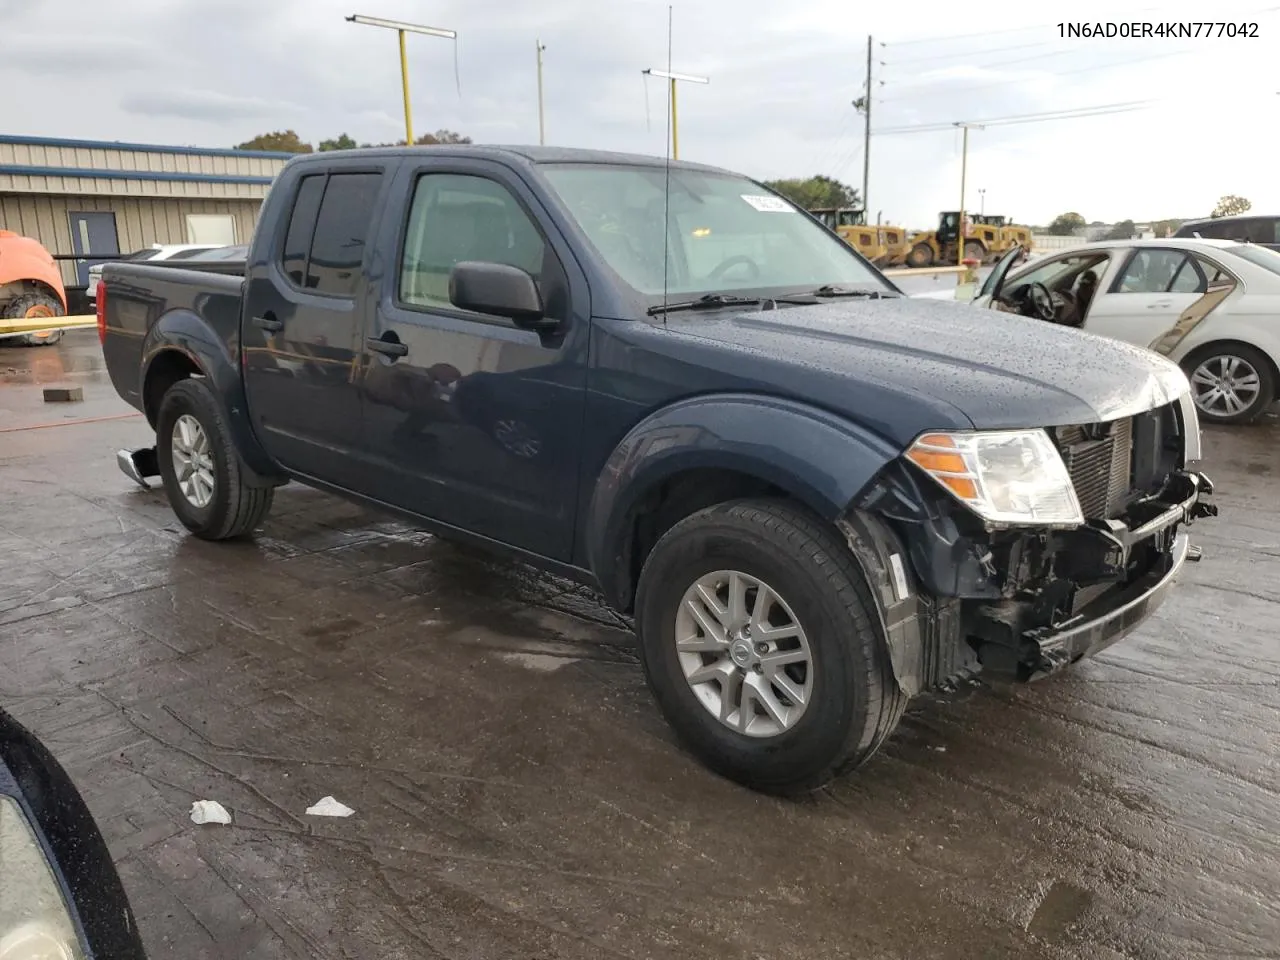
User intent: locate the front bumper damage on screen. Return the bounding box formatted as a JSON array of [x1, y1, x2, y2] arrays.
[[846, 464, 1217, 695], [1020, 471, 1215, 678]]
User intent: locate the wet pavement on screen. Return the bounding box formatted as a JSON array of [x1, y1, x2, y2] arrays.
[[2, 332, 1278, 960]]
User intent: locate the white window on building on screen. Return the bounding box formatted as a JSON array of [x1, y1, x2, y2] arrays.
[[185, 214, 237, 245]]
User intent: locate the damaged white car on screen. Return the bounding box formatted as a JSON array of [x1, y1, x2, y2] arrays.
[[973, 238, 1280, 424]]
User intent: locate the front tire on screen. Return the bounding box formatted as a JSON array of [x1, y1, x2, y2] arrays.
[[156, 378, 274, 540], [634, 499, 906, 795], [1183, 343, 1276, 424]]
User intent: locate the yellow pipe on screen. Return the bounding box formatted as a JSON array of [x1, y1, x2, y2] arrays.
[[0, 316, 97, 336], [399, 29, 414, 145], [670, 76, 679, 160]]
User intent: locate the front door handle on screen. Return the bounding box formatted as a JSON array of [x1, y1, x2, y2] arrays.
[[253, 314, 283, 331], [366, 336, 408, 358]]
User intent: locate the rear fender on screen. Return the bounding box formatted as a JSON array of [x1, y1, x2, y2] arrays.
[[584, 393, 901, 610], [142, 309, 281, 483]]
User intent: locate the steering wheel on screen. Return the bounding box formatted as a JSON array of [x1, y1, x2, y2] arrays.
[[707, 254, 762, 281], [1027, 282, 1057, 322]]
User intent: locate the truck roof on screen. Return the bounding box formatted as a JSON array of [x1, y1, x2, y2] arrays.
[[285, 144, 730, 174]]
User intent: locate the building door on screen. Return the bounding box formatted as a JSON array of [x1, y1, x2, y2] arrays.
[[67, 212, 119, 286]]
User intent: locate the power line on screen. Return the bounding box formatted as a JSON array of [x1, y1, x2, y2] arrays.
[[872, 100, 1155, 136], [884, 40, 1050, 66], [876, 48, 1197, 104]]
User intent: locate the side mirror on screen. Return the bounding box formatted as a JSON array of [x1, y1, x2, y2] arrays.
[[449, 261, 552, 330], [0, 708, 147, 958]]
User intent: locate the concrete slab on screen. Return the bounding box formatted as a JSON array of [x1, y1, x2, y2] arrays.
[[2, 331, 1278, 959]]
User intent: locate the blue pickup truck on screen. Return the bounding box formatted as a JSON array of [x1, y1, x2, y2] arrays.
[[98, 146, 1216, 794]]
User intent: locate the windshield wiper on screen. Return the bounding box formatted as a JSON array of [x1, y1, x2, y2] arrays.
[[806, 285, 898, 299], [646, 294, 765, 316]]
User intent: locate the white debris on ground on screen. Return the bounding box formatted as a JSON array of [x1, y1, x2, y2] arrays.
[[305, 796, 355, 818], [190, 800, 232, 825]]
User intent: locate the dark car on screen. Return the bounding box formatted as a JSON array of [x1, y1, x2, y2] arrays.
[[97, 146, 1216, 795], [1174, 214, 1280, 251]]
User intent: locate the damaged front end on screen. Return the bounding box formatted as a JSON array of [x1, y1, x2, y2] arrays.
[[848, 397, 1217, 693]]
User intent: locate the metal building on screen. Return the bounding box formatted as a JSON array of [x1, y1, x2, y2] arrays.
[[0, 134, 294, 291]]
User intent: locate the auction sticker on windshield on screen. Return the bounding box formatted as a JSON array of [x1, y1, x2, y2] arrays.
[[741, 195, 794, 213]]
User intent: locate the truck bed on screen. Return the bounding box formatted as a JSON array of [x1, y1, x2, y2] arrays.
[[99, 263, 245, 417]]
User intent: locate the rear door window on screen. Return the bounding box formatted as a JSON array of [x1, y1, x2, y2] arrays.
[[1114, 249, 1203, 293], [306, 173, 383, 295]]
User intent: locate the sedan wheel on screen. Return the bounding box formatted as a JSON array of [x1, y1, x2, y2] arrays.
[[1188, 347, 1274, 423]]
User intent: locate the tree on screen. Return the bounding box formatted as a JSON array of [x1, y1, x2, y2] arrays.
[[318, 133, 359, 152], [761, 175, 861, 211], [358, 129, 474, 148], [1105, 219, 1136, 240], [1149, 219, 1184, 239], [415, 129, 471, 145], [235, 130, 312, 153], [1212, 194, 1251, 218], [1047, 212, 1086, 236]]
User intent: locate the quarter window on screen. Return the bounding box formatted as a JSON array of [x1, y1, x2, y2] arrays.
[[399, 174, 547, 311], [281, 175, 326, 287]]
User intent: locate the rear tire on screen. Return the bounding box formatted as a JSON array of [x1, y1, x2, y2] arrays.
[[156, 378, 274, 540], [634, 498, 906, 795], [1182, 343, 1276, 425], [963, 241, 985, 262]]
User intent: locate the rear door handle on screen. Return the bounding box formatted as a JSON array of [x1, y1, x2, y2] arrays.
[[1147, 299, 1173, 309], [366, 337, 408, 358], [253, 315, 283, 331]]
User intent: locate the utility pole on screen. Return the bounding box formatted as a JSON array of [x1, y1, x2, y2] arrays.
[[536, 40, 547, 145], [346, 14, 456, 146], [862, 35, 872, 218], [954, 122, 984, 266], [979, 188, 986, 216]]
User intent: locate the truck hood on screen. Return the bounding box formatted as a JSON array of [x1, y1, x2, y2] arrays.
[[661, 297, 1191, 430]]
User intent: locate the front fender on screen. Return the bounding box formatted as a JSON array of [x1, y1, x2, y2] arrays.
[[585, 393, 901, 608], [142, 308, 280, 482]]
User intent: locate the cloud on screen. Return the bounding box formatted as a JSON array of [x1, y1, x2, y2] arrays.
[[121, 91, 303, 123]]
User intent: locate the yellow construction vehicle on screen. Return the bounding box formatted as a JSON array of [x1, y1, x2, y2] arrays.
[[809, 208, 908, 267], [904, 211, 996, 268]]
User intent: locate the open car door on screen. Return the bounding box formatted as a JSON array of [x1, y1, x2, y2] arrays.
[[970, 243, 1024, 306]]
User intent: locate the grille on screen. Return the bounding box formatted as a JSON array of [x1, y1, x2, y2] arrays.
[[1053, 417, 1133, 519]]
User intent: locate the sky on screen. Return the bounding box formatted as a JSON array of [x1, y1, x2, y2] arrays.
[[1, 0, 1277, 229]]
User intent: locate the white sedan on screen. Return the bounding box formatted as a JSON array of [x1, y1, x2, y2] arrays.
[[86, 244, 220, 303], [972, 238, 1280, 424]]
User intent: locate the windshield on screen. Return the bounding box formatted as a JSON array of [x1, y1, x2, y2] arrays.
[[540, 164, 890, 299], [1228, 243, 1280, 274]]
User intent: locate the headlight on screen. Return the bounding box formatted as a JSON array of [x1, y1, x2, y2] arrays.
[[905, 429, 1083, 526], [0, 796, 85, 960]]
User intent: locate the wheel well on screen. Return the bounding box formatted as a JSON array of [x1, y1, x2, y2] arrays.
[[1181, 338, 1280, 391], [619, 468, 794, 613], [144, 351, 202, 427], [1, 280, 62, 307]]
